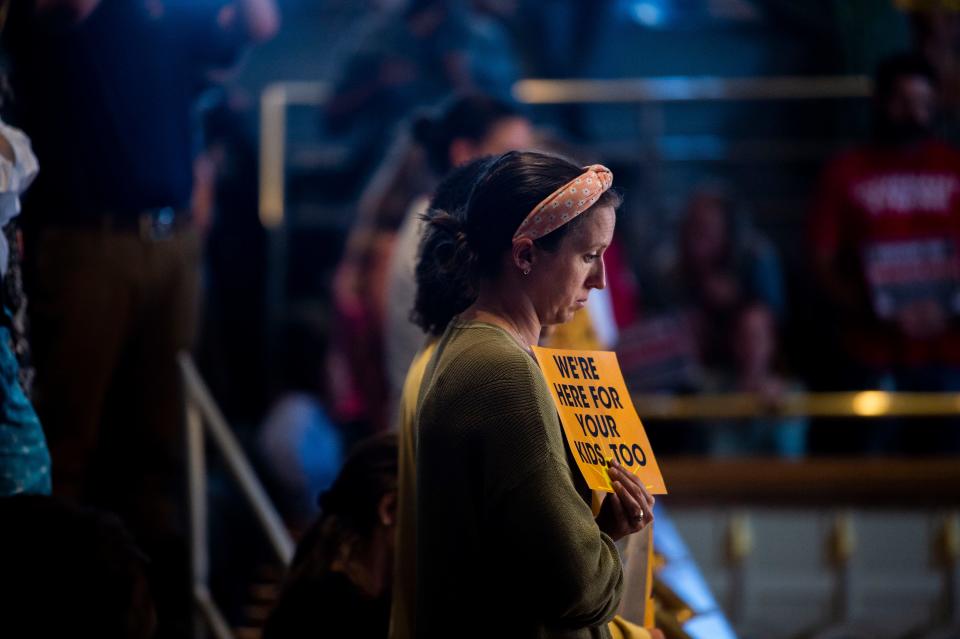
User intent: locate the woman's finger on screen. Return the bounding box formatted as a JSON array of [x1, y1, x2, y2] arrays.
[[610, 463, 650, 507], [607, 482, 630, 534], [608, 483, 625, 520], [614, 479, 645, 529], [612, 459, 653, 499], [610, 460, 655, 514]]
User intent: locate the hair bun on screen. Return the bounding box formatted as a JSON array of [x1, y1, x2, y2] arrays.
[[423, 209, 477, 282], [427, 209, 464, 237]]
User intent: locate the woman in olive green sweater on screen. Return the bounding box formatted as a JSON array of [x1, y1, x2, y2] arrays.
[[415, 151, 655, 638]]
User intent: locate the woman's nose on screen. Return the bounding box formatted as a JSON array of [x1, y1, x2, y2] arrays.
[[588, 257, 607, 290]]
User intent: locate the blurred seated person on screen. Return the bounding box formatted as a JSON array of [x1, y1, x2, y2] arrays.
[[810, 53, 960, 453], [646, 185, 785, 376], [258, 310, 343, 529], [626, 187, 784, 454], [263, 433, 397, 639], [703, 302, 808, 458], [0, 494, 155, 639]]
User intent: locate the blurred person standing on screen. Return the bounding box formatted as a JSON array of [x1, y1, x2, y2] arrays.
[[0, 110, 48, 496], [383, 95, 533, 405], [391, 158, 662, 639], [3, 0, 278, 634], [334, 94, 532, 432], [462, 0, 523, 103], [811, 53, 960, 454], [413, 152, 653, 638], [323, 0, 523, 184], [326, 1, 491, 180]]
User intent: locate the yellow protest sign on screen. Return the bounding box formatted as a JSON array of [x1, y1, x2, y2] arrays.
[[532, 346, 667, 495]]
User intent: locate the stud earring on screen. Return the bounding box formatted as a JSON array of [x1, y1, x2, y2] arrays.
[[523, 268, 530, 276]]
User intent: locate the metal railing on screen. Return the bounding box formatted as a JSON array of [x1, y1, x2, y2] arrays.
[[632, 390, 960, 420], [257, 74, 870, 230], [180, 353, 294, 639], [512, 75, 870, 104], [259, 81, 330, 230]]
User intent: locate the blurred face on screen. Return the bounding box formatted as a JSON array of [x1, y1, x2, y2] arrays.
[[684, 196, 728, 266], [880, 74, 937, 142], [479, 117, 534, 155], [527, 206, 616, 325], [449, 117, 534, 167]]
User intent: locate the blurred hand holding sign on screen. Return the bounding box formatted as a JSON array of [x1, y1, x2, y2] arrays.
[[532, 346, 667, 495]]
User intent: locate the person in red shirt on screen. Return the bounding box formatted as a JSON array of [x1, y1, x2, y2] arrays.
[[811, 53, 960, 453]]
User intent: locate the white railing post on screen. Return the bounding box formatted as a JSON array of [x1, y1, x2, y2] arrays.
[[181, 352, 296, 639], [186, 400, 209, 639], [179, 353, 295, 564]]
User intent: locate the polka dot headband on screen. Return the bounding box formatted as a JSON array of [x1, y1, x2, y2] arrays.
[[512, 164, 614, 242]]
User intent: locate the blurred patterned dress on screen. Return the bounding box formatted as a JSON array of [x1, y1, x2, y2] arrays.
[[0, 119, 49, 495]]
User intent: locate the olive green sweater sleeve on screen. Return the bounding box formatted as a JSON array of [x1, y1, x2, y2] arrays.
[[480, 347, 623, 630]]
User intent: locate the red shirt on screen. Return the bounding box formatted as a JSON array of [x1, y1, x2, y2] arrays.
[[811, 139, 960, 367]]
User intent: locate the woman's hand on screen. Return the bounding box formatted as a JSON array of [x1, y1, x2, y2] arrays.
[[596, 459, 655, 541]]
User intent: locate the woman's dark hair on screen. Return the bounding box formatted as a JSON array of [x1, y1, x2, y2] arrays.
[[426, 150, 621, 288], [411, 94, 522, 175], [283, 433, 399, 583], [412, 158, 490, 335]]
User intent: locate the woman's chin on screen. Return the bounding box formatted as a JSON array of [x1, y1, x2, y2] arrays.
[[553, 310, 575, 325]]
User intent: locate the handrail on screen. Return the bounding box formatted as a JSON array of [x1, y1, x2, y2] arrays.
[[513, 75, 871, 104], [180, 353, 295, 639], [632, 390, 960, 420], [259, 81, 330, 229], [661, 457, 960, 506], [180, 353, 295, 562], [257, 74, 871, 231]]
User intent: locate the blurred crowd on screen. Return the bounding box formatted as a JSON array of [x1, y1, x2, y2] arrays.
[[3, 0, 960, 637]]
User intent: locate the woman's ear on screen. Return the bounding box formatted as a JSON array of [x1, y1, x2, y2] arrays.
[[511, 238, 535, 275], [378, 492, 397, 527]]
